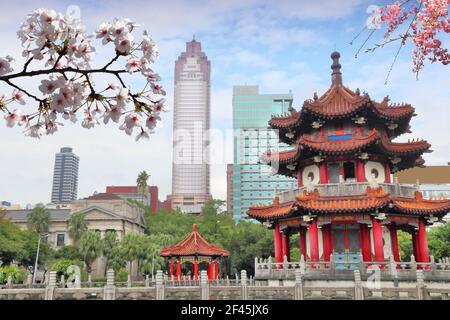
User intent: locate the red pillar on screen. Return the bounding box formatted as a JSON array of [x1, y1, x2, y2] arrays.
[[169, 258, 174, 278], [193, 256, 199, 280], [412, 230, 421, 262], [417, 218, 430, 263], [319, 162, 328, 184], [385, 162, 392, 183], [297, 169, 303, 187], [207, 260, 213, 280], [389, 223, 401, 262], [309, 219, 320, 262], [176, 257, 182, 280], [372, 217, 385, 262], [281, 232, 288, 261], [360, 224, 372, 262], [322, 224, 332, 262], [215, 260, 219, 280], [356, 160, 366, 182], [274, 224, 283, 263], [299, 227, 307, 260]]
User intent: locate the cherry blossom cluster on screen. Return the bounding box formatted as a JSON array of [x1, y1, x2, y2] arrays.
[[378, 0, 450, 73], [0, 8, 165, 141]]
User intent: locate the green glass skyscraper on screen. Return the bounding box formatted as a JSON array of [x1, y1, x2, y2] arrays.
[[231, 85, 296, 220]]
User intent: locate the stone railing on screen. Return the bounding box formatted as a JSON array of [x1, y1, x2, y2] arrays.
[[2, 266, 450, 300], [278, 182, 418, 203], [255, 255, 450, 282]]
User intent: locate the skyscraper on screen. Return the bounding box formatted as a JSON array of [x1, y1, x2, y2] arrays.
[[168, 37, 212, 214], [51, 147, 80, 204], [232, 86, 296, 220]]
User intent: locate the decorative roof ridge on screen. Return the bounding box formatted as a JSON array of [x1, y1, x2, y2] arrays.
[[298, 127, 379, 144], [296, 186, 389, 202]]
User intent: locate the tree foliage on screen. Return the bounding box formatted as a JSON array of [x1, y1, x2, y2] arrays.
[[68, 212, 88, 245], [27, 204, 50, 235], [79, 230, 103, 275]]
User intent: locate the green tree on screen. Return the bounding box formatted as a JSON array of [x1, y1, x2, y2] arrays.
[[139, 236, 163, 276], [428, 223, 450, 260], [398, 230, 413, 261], [27, 204, 50, 235], [53, 245, 83, 261], [0, 218, 53, 266], [78, 230, 103, 278], [102, 230, 119, 276], [136, 171, 150, 204], [121, 232, 145, 275], [68, 212, 88, 245]]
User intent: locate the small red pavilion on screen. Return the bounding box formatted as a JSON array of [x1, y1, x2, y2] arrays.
[[248, 52, 450, 268], [160, 224, 229, 280]]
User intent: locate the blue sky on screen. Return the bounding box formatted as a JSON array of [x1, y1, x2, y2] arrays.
[[1, 0, 449, 206]]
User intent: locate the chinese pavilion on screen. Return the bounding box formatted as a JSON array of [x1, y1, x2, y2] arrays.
[[160, 224, 229, 280], [248, 52, 450, 268]]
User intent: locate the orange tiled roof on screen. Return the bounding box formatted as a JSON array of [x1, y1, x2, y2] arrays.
[[372, 97, 415, 120], [392, 191, 450, 215], [298, 128, 379, 155], [269, 109, 301, 128], [247, 197, 296, 220], [261, 148, 300, 164], [380, 137, 431, 155], [295, 187, 390, 214], [247, 187, 450, 220], [160, 224, 229, 257], [303, 84, 369, 117]]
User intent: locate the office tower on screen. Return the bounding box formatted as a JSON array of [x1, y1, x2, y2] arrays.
[[51, 147, 80, 204], [232, 85, 296, 220], [168, 37, 212, 213]]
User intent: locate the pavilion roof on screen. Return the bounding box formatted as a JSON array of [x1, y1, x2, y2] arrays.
[[247, 187, 450, 222], [160, 224, 229, 258]]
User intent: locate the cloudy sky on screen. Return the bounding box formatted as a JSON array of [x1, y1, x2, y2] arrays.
[[1, 0, 449, 206]]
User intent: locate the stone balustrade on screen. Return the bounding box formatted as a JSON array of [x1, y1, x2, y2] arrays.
[[278, 182, 418, 203], [1, 265, 450, 300]]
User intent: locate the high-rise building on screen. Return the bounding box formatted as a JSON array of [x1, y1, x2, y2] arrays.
[[226, 164, 234, 215], [167, 37, 212, 214], [106, 185, 160, 214], [232, 85, 296, 220], [50, 147, 79, 204]]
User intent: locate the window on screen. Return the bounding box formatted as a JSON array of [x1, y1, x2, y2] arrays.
[[56, 234, 65, 247], [344, 162, 356, 181], [328, 163, 340, 183]]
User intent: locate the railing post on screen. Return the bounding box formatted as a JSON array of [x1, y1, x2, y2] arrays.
[[416, 269, 426, 300], [330, 254, 335, 276], [44, 271, 57, 300], [410, 254, 417, 272], [26, 273, 33, 288], [60, 275, 65, 288], [156, 270, 165, 300], [300, 254, 306, 275], [103, 269, 116, 300], [240, 270, 248, 300], [389, 255, 397, 277], [145, 274, 150, 287], [127, 274, 132, 288], [200, 270, 209, 300], [294, 269, 304, 300], [430, 256, 437, 274], [354, 270, 364, 300]]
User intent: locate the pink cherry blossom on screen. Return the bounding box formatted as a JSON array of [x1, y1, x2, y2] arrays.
[[39, 79, 59, 94], [0, 57, 13, 75], [150, 83, 166, 96], [103, 106, 124, 124], [126, 58, 140, 73], [24, 123, 45, 138], [146, 113, 161, 130], [4, 109, 23, 128], [12, 90, 26, 105], [81, 111, 99, 129]]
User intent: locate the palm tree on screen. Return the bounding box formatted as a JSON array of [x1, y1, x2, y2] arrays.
[[68, 212, 88, 245], [102, 230, 119, 276], [136, 171, 150, 204], [27, 204, 50, 235], [79, 230, 103, 279], [121, 233, 145, 276]]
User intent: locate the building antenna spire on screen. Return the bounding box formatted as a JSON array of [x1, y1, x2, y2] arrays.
[[193, 34, 196, 41]]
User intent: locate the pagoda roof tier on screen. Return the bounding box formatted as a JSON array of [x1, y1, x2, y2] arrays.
[[247, 187, 450, 222], [261, 129, 431, 176], [269, 86, 415, 144], [160, 224, 229, 258]]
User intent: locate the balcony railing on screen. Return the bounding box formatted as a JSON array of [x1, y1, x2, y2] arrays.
[[278, 182, 419, 203]]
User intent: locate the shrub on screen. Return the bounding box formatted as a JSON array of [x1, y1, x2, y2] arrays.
[[51, 259, 83, 282], [115, 268, 129, 282], [0, 265, 27, 284]]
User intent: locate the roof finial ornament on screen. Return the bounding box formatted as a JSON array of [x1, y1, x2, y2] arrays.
[[331, 51, 343, 86]]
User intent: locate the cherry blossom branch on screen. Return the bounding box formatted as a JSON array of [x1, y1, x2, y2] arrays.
[[1, 8, 165, 140]]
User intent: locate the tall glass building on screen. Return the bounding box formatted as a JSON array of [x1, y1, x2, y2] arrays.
[[232, 86, 296, 220], [168, 37, 212, 213], [51, 147, 80, 204]]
